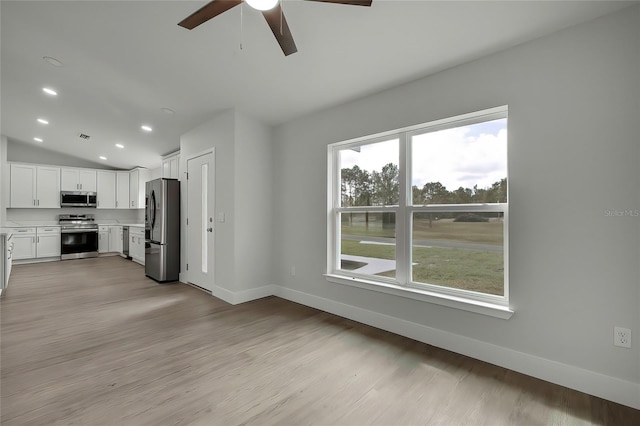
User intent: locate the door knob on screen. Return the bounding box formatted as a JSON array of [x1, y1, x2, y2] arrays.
[[207, 227, 213, 232]]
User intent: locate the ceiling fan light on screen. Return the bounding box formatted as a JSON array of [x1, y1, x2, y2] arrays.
[[246, 0, 279, 11]]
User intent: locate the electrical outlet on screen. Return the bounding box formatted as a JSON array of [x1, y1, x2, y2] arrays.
[[614, 327, 631, 348]]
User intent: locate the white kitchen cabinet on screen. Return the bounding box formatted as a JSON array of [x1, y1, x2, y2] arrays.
[[96, 171, 116, 209], [98, 226, 110, 253], [108, 226, 123, 254], [116, 172, 130, 209], [37, 167, 61, 208], [129, 226, 145, 265], [9, 164, 36, 208], [129, 168, 149, 209], [61, 168, 97, 192], [10, 164, 60, 208], [161, 152, 180, 179], [9, 228, 37, 260], [36, 227, 61, 258]]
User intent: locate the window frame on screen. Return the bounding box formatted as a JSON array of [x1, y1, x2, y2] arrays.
[[327, 106, 512, 318]]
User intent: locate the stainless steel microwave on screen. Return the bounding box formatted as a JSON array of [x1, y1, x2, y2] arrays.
[[60, 191, 97, 208]]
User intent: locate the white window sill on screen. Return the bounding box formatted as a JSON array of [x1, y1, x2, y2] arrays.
[[325, 274, 514, 320]]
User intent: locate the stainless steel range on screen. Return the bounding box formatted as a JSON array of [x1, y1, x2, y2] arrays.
[[59, 214, 99, 260]]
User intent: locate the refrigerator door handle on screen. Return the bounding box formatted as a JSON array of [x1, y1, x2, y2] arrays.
[[151, 190, 157, 230]]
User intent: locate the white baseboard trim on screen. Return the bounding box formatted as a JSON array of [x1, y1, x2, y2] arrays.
[[272, 286, 640, 410], [194, 282, 639, 409], [206, 283, 277, 305], [233, 284, 278, 304]]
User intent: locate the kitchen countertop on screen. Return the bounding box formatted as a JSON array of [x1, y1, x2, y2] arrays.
[[3, 221, 59, 227], [2, 221, 144, 228], [97, 223, 144, 227]]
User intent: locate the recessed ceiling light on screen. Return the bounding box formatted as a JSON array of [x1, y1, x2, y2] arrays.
[[43, 56, 64, 67], [34, 137, 43, 142], [99, 156, 107, 160], [160, 107, 175, 115], [141, 125, 152, 132], [42, 87, 58, 96], [115, 143, 124, 148], [37, 118, 49, 125]]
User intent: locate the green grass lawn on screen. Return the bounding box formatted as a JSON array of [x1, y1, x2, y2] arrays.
[[412, 218, 503, 245], [340, 239, 504, 296], [342, 216, 503, 245]]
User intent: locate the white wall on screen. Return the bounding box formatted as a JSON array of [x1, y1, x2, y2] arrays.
[[271, 6, 640, 408], [148, 167, 161, 181], [179, 109, 274, 299], [180, 109, 236, 292], [234, 112, 274, 293], [0, 135, 7, 225]]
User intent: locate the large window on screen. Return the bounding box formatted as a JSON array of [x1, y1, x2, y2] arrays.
[[327, 106, 509, 312]]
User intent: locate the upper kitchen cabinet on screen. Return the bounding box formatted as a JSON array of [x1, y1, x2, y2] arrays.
[[61, 168, 97, 192], [10, 163, 60, 208], [99, 171, 130, 209], [129, 168, 149, 209], [116, 172, 130, 209], [96, 171, 116, 209], [161, 152, 180, 180]]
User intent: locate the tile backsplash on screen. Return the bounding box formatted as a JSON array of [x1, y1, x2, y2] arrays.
[[6, 208, 144, 224]]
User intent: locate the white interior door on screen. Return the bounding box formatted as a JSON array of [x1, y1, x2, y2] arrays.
[[186, 151, 215, 291]]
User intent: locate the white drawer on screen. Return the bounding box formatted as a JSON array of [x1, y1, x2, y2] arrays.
[[37, 227, 61, 234], [7, 227, 36, 235], [99, 226, 110, 232]]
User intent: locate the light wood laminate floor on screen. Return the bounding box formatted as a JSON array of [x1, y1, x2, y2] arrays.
[[1, 257, 638, 425]]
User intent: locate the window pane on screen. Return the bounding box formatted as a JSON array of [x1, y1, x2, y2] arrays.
[[339, 139, 399, 206], [412, 118, 507, 204], [340, 212, 396, 278], [412, 212, 504, 295]]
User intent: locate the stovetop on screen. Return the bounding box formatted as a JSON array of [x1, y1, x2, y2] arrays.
[[58, 214, 98, 229]]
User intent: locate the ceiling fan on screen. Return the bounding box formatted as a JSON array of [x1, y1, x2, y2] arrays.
[[178, 0, 373, 56]]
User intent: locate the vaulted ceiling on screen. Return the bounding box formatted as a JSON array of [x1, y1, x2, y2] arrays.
[[1, 1, 634, 170]]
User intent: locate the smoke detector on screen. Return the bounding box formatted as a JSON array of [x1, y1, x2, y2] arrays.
[[78, 133, 91, 140]]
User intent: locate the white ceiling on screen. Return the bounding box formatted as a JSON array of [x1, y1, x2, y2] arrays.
[[1, 0, 634, 170]]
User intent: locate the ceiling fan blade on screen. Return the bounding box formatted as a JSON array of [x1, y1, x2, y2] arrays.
[[178, 0, 242, 30], [262, 5, 298, 56], [304, 0, 372, 6]]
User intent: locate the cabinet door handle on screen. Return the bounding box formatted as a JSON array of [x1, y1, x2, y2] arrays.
[[37, 236, 40, 243], [37, 200, 40, 206]]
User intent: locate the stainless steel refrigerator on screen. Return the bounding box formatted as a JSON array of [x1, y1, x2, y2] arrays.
[[145, 178, 180, 282]]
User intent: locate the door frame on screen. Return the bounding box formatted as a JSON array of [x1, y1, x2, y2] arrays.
[[184, 148, 215, 287]]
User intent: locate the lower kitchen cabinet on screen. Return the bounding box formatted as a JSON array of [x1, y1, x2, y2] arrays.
[[8, 227, 61, 261], [10, 228, 37, 260], [130, 227, 145, 265], [108, 226, 123, 254], [36, 227, 61, 258], [98, 226, 110, 253]]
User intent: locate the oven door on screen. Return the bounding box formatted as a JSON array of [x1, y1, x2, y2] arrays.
[[60, 229, 99, 260]]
